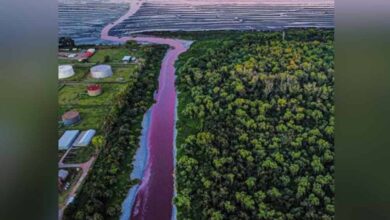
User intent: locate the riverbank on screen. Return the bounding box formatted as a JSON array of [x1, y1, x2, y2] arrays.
[[119, 108, 151, 220]]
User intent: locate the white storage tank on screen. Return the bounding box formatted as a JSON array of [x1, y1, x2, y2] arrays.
[[58, 65, 75, 79], [90, 65, 113, 79]]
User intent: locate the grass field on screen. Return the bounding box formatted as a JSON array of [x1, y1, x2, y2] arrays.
[[58, 106, 109, 134], [59, 83, 128, 106], [88, 48, 139, 64], [58, 58, 79, 65]]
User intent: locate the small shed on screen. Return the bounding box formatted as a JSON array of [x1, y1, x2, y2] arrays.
[[122, 55, 132, 63], [59, 130, 80, 150], [73, 129, 96, 147], [58, 169, 69, 181]]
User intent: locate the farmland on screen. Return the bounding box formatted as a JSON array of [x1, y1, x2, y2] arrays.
[[110, 1, 333, 36], [58, 1, 129, 44], [59, 0, 333, 44]]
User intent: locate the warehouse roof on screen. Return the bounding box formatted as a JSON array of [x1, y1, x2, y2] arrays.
[[59, 130, 80, 150], [73, 129, 96, 147]]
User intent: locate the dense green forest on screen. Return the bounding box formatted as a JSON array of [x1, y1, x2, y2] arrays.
[[174, 29, 334, 219], [63, 44, 168, 220]]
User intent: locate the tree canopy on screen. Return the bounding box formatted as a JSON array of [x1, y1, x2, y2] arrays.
[[175, 29, 334, 220]]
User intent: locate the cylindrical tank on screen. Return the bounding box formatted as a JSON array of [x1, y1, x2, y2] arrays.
[[87, 84, 102, 96], [62, 110, 81, 126], [58, 65, 75, 79], [90, 65, 113, 78]]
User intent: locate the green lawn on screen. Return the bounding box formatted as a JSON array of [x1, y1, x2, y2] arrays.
[[89, 48, 137, 64], [59, 106, 109, 134], [58, 58, 79, 65], [59, 83, 128, 106]]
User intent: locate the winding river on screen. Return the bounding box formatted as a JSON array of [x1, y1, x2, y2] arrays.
[[101, 0, 191, 219]]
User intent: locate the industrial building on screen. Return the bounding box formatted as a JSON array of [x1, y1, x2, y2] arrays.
[[59, 130, 80, 150], [87, 84, 102, 96], [73, 129, 96, 147], [58, 65, 75, 79], [90, 64, 113, 78], [62, 110, 81, 126]]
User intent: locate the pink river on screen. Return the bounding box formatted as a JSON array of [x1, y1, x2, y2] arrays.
[[101, 0, 191, 219]]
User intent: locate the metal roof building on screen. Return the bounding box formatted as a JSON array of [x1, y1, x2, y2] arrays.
[[58, 169, 69, 181], [59, 130, 80, 150], [122, 55, 132, 63], [73, 129, 96, 147]]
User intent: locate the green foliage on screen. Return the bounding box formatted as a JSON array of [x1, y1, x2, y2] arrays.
[[104, 55, 110, 63], [92, 135, 105, 151], [175, 29, 334, 219]]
